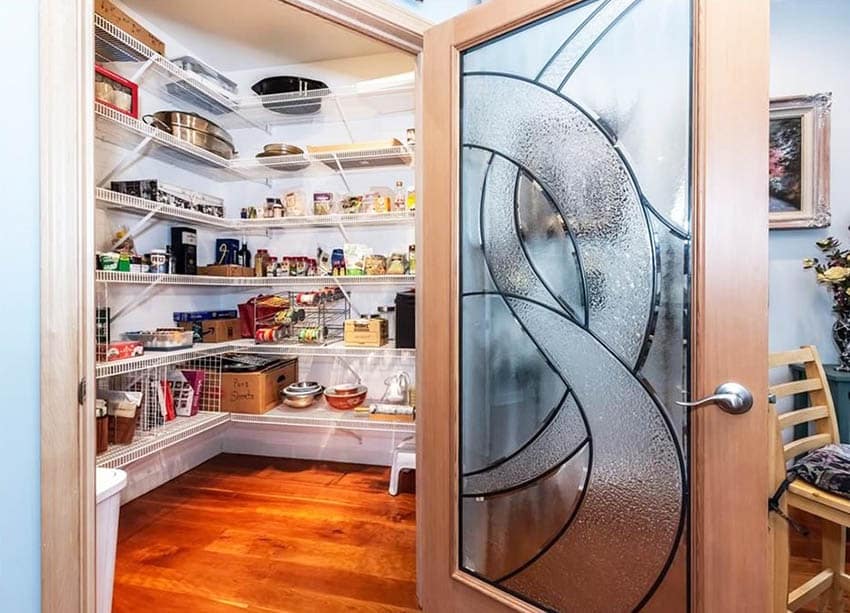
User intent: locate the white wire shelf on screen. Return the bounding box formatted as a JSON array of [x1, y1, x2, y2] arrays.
[[230, 403, 415, 434], [95, 14, 414, 131], [238, 82, 415, 128], [95, 15, 259, 131], [95, 270, 415, 288], [95, 187, 416, 230], [96, 104, 415, 183], [95, 187, 230, 229], [243, 340, 417, 360], [96, 411, 230, 469], [96, 340, 242, 379], [95, 103, 248, 182]]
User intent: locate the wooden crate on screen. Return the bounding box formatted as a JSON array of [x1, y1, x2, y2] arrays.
[[95, 0, 166, 55]]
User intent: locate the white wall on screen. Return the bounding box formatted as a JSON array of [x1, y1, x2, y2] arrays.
[[769, 0, 850, 363], [0, 2, 40, 611], [386, 0, 482, 22]]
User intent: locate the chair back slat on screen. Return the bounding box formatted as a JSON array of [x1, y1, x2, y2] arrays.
[[768, 345, 840, 461], [770, 347, 816, 368], [778, 405, 830, 430], [784, 433, 834, 462]]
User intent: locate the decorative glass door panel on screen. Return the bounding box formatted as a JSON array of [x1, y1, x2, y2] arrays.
[[458, 1, 692, 610]]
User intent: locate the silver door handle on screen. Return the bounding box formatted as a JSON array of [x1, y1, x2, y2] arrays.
[[675, 382, 753, 415]]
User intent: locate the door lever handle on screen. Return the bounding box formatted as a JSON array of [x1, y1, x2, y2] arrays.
[[675, 382, 753, 415]]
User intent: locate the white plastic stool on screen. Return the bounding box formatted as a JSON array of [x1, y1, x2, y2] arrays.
[[389, 439, 416, 496]]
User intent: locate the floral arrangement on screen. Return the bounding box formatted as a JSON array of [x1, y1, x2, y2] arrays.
[[804, 236, 850, 370]]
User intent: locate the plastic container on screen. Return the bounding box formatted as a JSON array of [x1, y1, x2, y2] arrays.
[[96, 467, 127, 613]]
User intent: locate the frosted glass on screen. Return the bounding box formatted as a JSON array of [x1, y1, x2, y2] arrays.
[[461, 294, 568, 474], [462, 443, 589, 580], [563, 0, 691, 233], [458, 0, 691, 610], [463, 74, 654, 367]]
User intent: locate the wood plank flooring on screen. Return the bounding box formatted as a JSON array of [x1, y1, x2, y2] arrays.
[[790, 509, 850, 612], [113, 454, 418, 613], [116, 456, 842, 612]]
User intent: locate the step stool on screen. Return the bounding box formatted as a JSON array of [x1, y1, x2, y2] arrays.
[[389, 439, 416, 496]]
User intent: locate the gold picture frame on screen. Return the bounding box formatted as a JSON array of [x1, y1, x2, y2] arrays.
[[769, 93, 832, 230]]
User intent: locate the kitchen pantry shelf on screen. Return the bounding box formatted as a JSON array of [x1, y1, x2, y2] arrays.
[[95, 14, 414, 131], [96, 411, 230, 469], [230, 404, 416, 435], [96, 270, 415, 287], [95, 103, 415, 183], [95, 187, 416, 230], [97, 340, 416, 379], [96, 408, 413, 469], [95, 14, 258, 132], [96, 340, 242, 378], [244, 340, 417, 361]]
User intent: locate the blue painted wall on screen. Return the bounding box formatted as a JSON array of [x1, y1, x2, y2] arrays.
[[769, 0, 850, 362], [0, 1, 41, 611]]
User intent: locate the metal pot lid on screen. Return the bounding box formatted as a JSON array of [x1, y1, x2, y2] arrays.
[[151, 110, 234, 147], [262, 143, 304, 155]]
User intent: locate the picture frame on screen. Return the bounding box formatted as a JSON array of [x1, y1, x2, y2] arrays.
[[94, 64, 139, 118], [769, 93, 831, 230]]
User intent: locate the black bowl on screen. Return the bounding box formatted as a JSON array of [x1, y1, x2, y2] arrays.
[[251, 76, 330, 115]]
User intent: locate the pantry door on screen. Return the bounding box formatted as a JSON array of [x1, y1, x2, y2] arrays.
[[417, 0, 770, 611]]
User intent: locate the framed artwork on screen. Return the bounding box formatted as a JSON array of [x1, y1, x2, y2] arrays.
[[769, 93, 831, 229]]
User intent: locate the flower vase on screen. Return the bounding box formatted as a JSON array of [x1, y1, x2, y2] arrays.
[[833, 316, 850, 372]]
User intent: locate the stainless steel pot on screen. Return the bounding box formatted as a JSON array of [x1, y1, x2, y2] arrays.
[[143, 111, 236, 160]]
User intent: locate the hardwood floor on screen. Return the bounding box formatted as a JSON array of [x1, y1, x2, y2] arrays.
[[789, 509, 850, 612], [113, 454, 418, 613]]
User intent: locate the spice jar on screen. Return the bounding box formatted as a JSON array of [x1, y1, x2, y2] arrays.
[[266, 256, 278, 277], [255, 249, 269, 277], [96, 399, 109, 454]]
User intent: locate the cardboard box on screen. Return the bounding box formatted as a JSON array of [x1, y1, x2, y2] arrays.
[[178, 319, 240, 343], [98, 340, 144, 362], [198, 265, 254, 278], [173, 309, 238, 323], [344, 318, 388, 347], [220, 358, 298, 414], [95, 0, 166, 55]]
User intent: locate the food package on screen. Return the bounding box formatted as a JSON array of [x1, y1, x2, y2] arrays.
[[339, 194, 363, 215], [284, 190, 306, 216], [101, 390, 142, 445], [364, 254, 387, 276], [343, 243, 372, 276]]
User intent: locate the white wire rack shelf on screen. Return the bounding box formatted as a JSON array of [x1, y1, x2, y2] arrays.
[[95, 270, 415, 288], [95, 14, 414, 131], [96, 339, 416, 379], [96, 411, 230, 469], [230, 404, 416, 434], [238, 82, 415, 128], [95, 104, 415, 183], [95, 15, 259, 131], [244, 340, 417, 360], [96, 340, 242, 379], [95, 187, 416, 230]]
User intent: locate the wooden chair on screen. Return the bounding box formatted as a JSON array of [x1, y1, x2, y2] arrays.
[[770, 345, 850, 613]]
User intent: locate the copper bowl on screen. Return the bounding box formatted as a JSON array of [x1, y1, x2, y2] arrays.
[[324, 385, 367, 410]]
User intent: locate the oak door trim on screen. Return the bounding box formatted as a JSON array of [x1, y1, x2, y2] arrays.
[[39, 0, 95, 611], [281, 0, 429, 53], [689, 0, 770, 611], [419, 0, 771, 610]]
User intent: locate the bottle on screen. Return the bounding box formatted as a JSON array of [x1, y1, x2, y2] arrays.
[[237, 241, 251, 269], [394, 180, 406, 212], [254, 249, 268, 277], [408, 244, 416, 275], [406, 186, 416, 212]]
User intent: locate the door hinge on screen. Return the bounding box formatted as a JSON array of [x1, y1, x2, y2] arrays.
[[78, 377, 87, 405]]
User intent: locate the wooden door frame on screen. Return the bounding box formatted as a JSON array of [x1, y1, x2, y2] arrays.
[[39, 0, 424, 611], [417, 0, 770, 610], [40, 0, 96, 610]]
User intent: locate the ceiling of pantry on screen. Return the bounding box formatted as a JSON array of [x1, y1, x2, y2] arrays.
[[123, 0, 395, 71]]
